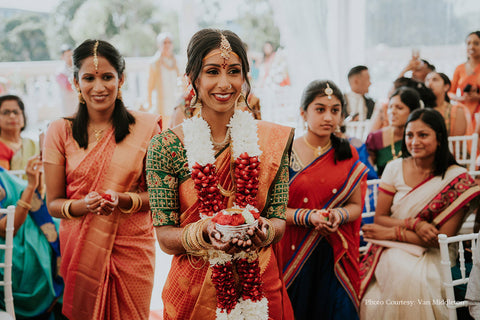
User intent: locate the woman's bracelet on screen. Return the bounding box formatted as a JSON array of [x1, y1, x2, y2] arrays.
[[16, 199, 32, 211], [119, 192, 142, 214], [181, 219, 212, 253], [260, 218, 276, 247], [61, 199, 79, 219], [395, 226, 407, 242], [293, 208, 313, 227]]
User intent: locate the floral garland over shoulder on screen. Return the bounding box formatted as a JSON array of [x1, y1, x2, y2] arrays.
[[182, 109, 268, 320]]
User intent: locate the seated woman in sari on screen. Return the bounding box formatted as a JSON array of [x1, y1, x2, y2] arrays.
[[360, 108, 480, 320], [425, 71, 472, 136], [275, 80, 368, 320], [43, 40, 161, 320], [0, 156, 64, 319], [146, 29, 294, 320], [0, 95, 38, 171], [366, 87, 421, 177]]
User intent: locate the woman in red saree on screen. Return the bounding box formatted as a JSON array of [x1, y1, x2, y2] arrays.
[[275, 80, 368, 320], [360, 108, 480, 320], [43, 40, 161, 320], [146, 29, 294, 320]]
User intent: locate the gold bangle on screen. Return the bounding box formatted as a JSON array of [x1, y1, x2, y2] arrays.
[[17, 199, 32, 211], [119, 192, 143, 214], [181, 223, 194, 252], [61, 199, 78, 219], [261, 219, 276, 247]]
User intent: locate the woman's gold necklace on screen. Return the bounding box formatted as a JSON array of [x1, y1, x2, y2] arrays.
[[90, 125, 111, 143], [390, 127, 402, 159], [303, 135, 332, 157]]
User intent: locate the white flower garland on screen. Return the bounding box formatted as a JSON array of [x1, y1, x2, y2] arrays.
[[182, 109, 268, 320], [183, 109, 262, 172]]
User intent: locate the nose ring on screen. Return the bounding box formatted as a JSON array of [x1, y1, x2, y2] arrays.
[[228, 84, 232, 89]]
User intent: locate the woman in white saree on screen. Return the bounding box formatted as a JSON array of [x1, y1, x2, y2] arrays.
[[359, 108, 480, 320]]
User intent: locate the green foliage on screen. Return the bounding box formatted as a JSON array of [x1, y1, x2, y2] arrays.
[[0, 12, 50, 61], [235, 0, 280, 52]]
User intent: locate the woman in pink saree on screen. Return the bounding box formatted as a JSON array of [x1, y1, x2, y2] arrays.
[[43, 39, 161, 320]]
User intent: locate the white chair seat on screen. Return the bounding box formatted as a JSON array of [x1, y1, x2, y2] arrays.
[[0, 311, 13, 320]]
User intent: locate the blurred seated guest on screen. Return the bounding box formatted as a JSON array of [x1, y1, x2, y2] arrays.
[[449, 31, 480, 117], [360, 108, 480, 320], [0, 156, 64, 319], [398, 49, 435, 83], [345, 65, 375, 121], [369, 77, 435, 133], [0, 95, 38, 171], [366, 87, 421, 177], [425, 71, 472, 136]]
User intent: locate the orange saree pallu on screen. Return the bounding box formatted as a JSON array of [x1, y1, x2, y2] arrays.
[[45, 111, 160, 320], [161, 121, 294, 320]]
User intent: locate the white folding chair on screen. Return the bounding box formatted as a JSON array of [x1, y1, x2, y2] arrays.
[[360, 179, 381, 253], [0, 206, 15, 320], [345, 120, 371, 142], [438, 232, 479, 320], [448, 133, 478, 172]]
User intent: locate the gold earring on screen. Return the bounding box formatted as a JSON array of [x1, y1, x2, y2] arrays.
[[117, 88, 123, 101], [77, 88, 85, 104]]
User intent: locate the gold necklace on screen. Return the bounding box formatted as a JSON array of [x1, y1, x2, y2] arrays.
[[90, 124, 111, 143], [211, 127, 231, 150], [303, 135, 332, 157], [390, 127, 402, 159]]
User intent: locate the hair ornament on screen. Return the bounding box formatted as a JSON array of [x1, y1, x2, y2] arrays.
[[325, 83, 333, 99], [219, 33, 232, 59], [93, 40, 99, 72]]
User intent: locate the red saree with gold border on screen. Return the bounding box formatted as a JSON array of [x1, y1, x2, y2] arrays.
[[276, 145, 368, 312]]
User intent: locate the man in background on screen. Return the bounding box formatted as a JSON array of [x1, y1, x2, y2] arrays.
[[345, 65, 375, 121]]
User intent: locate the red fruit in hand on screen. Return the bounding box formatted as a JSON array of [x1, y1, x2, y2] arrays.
[[231, 213, 245, 226], [213, 213, 233, 225], [101, 194, 113, 202]]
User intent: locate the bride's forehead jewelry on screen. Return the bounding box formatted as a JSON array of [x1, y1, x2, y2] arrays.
[[93, 40, 99, 73], [203, 33, 239, 69], [325, 83, 333, 99]]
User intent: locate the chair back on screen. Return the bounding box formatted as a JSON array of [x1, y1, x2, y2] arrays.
[[360, 179, 381, 252], [438, 232, 479, 320], [0, 206, 15, 319], [448, 133, 478, 172]]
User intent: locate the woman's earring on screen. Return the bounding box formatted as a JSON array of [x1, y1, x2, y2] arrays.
[[117, 88, 123, 101], [77, 88, 85, 104]]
